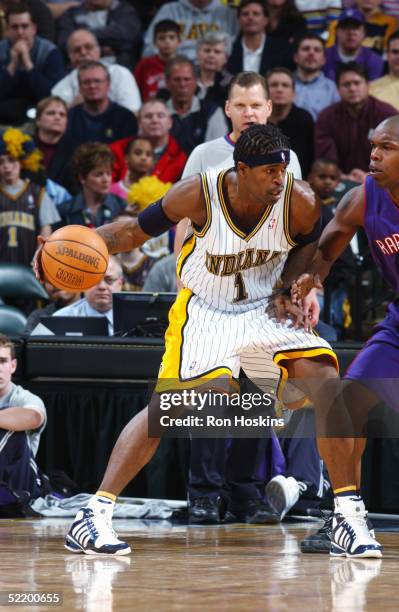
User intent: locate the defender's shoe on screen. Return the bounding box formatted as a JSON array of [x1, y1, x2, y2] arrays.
[[330, 497, 382, 558], [64, 508, 131, 556], [266, 475, 308, 519]]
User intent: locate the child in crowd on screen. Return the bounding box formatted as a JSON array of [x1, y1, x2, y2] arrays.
[[115, 172, 173, 290], [115, 211, 164, 292], [110, 137, 155, 202], [134, 19, 181, 102], [307, 158, 341, 210], [308, 158, 356, 337], [0, 129, 60, 267]]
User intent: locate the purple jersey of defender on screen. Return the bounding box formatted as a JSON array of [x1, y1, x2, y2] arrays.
[[345, 175, 399, 409], [365, 175, 399, 297]]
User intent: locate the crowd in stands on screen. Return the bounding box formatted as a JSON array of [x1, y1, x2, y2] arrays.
[[1, 0, 399, 339]]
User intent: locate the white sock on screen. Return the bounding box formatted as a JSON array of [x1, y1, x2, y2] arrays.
[[334, 495, 365, 516], [87, 494, 115, 520]]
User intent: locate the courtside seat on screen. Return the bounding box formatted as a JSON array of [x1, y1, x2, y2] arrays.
[[0, 263, 48, 300], [0, 305, 27, 335]]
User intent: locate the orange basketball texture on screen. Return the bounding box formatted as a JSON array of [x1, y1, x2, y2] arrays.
[[42, 225, 109, 291]]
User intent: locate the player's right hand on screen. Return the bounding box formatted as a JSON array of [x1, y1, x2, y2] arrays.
[[266, 294, 307, 330], [291, 273, 322, 305], [32, 235, 46, 284]]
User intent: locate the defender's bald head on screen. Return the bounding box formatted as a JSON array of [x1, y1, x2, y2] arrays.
[[374, 115, 399, 141]]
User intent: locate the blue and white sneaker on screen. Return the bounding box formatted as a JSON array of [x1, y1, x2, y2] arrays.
[[64, 508, 131, 556], [330, 496, 382, 559]]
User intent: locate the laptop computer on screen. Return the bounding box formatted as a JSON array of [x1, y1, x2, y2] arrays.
[[31, 316, 109, 337], [112, 292, 176, 338]]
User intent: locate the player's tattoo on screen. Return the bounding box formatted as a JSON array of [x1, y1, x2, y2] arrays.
[[97, 220, 146, 254]]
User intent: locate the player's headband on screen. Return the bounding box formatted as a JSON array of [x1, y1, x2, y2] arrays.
[[239, 149, 290, 167]]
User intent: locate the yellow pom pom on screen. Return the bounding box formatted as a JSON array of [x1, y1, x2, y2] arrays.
[[3, 128, 30, 160], [21, 149, 43, 172], [127, 175, 172, 211]]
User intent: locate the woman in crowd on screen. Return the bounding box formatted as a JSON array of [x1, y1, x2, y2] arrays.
[[57, 143, 125, 228], [34, 96, 78, 194]]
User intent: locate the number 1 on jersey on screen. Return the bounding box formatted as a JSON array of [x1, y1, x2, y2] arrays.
[[8, 226, 18, 248], [233, 271, 248, 303]]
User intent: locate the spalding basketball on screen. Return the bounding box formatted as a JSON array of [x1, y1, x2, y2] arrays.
[[42, 225, 109, 291]]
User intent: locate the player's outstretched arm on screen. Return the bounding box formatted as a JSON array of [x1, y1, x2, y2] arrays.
[[97, 175, 206, 255], [291, 185, 364, 302]]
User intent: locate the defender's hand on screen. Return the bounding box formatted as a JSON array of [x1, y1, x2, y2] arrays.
[[302, 288, 320, 331], [291, 273, 322, 305]]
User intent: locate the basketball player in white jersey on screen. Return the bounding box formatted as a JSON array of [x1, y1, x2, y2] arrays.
[[38, 123, 380, 558], [178, 72, 322, 524], [177, 72, 309, 524]]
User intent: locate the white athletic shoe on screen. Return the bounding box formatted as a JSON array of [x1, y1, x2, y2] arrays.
[[265, 475, 308, 519], [330, 496, 382, 558], [64, 508, 131, 555]]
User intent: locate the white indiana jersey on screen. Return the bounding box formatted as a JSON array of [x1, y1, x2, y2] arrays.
[[177, 167, 296, 312]]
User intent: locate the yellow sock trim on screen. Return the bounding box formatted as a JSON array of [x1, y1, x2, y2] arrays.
[[334, 485, 357, 495], [96, 490, 117, 502]]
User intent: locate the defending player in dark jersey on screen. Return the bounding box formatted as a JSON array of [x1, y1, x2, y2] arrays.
[[293, 115, 399, 554]]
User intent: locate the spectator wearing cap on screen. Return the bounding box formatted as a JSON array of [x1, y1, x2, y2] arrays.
[[327, 1, 398, 54], [66, 61, 138, 144], [52, 29, 141, 113], [315, 61, 396, 182], [370, 30, 399, 109], [324, 9, 384, 81]]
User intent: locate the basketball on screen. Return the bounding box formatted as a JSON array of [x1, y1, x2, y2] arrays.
[[41, 225, 109, 291]]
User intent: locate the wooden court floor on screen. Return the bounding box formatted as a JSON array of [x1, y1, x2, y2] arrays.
[[0, 517, 398, 611]]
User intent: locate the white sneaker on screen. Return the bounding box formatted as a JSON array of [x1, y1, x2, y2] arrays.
[[64, 508, 131, 555], [330, 496, 382, 558], [265, 475, 308, 519]]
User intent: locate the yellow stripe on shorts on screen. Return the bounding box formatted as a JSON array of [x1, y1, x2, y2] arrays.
[[273, 347, 339, 405], [156, 288, 235, 392]]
